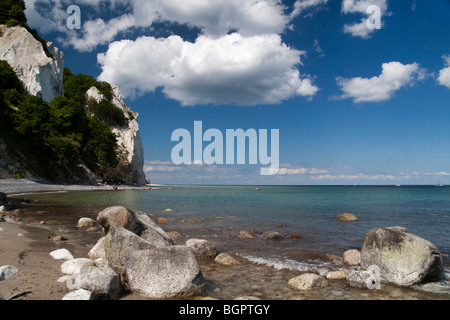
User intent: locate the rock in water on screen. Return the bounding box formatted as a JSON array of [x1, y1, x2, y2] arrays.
[[0, 26, 64, 102], [288, 274, 328, 290], [185, 239, 218, 259], [361, 227, 443, 286], [337, 213, 359, 221], [125, 246, 205, 299], [343, 249, 361, 266], [77, 217, 96, 228]]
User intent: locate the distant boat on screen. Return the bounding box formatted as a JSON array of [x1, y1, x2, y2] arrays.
[[437, 181, 443, 187], [396, 184, 401, 187]]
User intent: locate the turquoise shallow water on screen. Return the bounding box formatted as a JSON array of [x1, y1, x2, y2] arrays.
[[31, 185, 450, 261], [17, 185, 450, 299]]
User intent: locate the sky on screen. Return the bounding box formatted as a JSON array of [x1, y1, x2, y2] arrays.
[[24, 0, 450, 185]]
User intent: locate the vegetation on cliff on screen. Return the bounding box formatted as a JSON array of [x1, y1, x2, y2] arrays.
[[0, 59, 136, 184]]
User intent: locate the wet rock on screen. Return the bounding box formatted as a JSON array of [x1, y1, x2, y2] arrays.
[[86, 227, 99, 232], [237, 231, 254, 239], [77, 217, 96, 228], [327, 254, 341, 261], [337, 213, 359, 221], [290, 233, 302, 239], [0, 206, 6, 213], [0, 265, 19, 281], [343, 249, 361, 266], [62, 289, 94, 300], [185, 238, 217, 259], [183, 218, 200, 223], [361, 227, 444, 286], [125, 246, 205, 299], [214, 253, 241, 266], [61, 258, 95, 275], [288, 274, 328, 290], [50, 249, 74, 261], [261, 231, 285, 241], [167, 231, 183, 240], [156, 217, 168, 224], [326, 270, 349, 280], [51, 235, 68, 242], [0, 227, 4, 233]]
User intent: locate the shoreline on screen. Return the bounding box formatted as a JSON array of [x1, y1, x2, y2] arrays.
[[0, 178, 165, 197], [1, 185, 449, 300]]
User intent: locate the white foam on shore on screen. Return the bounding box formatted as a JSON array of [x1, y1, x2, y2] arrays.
[[237, 253, 342, 276]]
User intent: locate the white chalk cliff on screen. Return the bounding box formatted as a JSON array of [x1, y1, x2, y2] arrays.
[[0, 25, 64, 102], [87, 86, 146, 186], [0, 25, 146, 185]]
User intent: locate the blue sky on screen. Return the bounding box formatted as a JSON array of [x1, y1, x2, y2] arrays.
[[25, 0, 450, 185]]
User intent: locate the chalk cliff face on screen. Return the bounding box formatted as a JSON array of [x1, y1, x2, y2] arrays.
[[0, 25, 64, 102], [0, 25, 146, 185], [87, 86, 146, 186]]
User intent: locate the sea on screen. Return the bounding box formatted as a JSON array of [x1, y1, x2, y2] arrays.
[[17, 185, 450, 300]]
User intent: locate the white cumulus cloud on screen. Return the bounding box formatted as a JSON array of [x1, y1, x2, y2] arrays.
[[336, 61, 424, 103], [437, 54, 450, 89], [98, 33, 319, 105]]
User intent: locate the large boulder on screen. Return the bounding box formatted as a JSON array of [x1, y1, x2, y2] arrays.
[[96, 206, 173, 245], [361, 227, 444, 286], [104, 226, 161, 275], [125, 246, 205, 299], [74, 266, 122, 299]]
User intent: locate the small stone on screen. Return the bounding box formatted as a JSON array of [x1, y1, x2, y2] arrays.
[[343, 249, 361, 266], [52, 235, 68, 242], [163, 209, 173, 212], [327, 254, 341, 261], [167, 231, 182, 240], [0, 227, 5, 233], [183, 218, 200, 223], [214, 253, 240, 266], [326, 270, 349, 280], [0, 206, 6, 213], [50, 249, 74, 261], [17, 233, 24, 237], [288, 274, 328, 290], [237, 231, 254, 239], [77, 217, 96, 228], [0, 265, 19, 281], [86, 227, 99, 232], [261, 231, 285, 241], [290, 233, 302, 239], [157, 218, 168, 224], [337, 213, 359, 221], [39, 221, 45, 224], [346, 270, 370, 288]]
